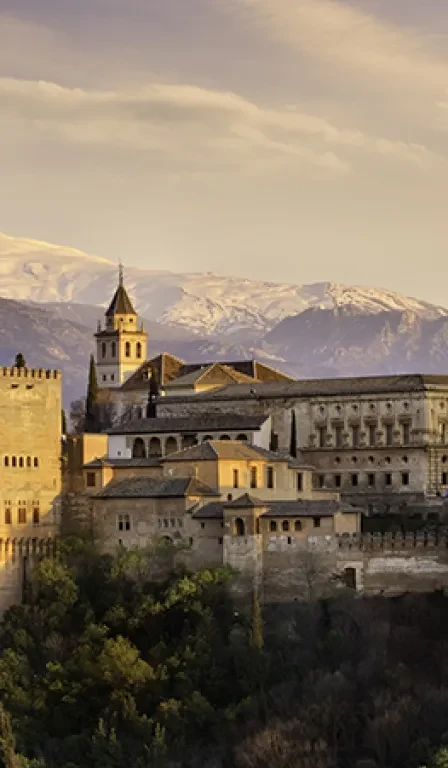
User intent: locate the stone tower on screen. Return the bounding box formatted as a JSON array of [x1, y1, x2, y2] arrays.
[[95, 265, 148, 389]]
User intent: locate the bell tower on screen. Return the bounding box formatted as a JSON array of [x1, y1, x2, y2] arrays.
[[95, 264, 148, 388]]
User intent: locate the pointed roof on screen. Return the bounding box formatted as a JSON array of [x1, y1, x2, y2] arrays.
[[105, 265, 137, 317], [224, 493, 266, 508]]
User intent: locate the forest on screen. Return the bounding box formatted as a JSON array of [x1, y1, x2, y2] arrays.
[[0, 538, 448, 768]]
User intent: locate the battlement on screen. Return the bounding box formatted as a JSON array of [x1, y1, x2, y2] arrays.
[[336, 531, 448, 552], [1, 367, 61, 380]]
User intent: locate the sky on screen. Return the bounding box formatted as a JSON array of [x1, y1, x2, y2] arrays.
[[1, 0, 448, 304]]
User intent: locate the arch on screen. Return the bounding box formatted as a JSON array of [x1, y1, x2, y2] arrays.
[[125, 341, 131, 358], [165, 436, 178, 455], [182, 435, 197, 449], [136, 342, 142, 359], [220, 434, 231, 441], [294, 520, 302, 532], [202, 435, 213, 442], [101, 342, 106, 359], [282, 520, 290, 532], [237, 433, 248, 441], [148, 436, 162, 457], [111, 341, 116, 358], [132, 438, 146, 459], [234, 518, 245, 536]]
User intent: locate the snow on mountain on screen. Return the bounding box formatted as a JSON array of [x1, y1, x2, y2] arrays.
[[0, 232, 446, 338]]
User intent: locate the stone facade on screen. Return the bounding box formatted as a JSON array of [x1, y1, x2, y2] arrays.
[[0, 366, 61, 612], [156, 376, 448, 516]]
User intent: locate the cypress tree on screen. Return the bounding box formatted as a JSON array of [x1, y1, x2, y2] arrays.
[[250, 590, 264, 650], [290, 409, 297, 458], [61, 408, 67, 435], [14, 353, 26, 369], [85, 354, 99, 433]]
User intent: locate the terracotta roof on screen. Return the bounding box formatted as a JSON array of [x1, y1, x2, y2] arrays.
[[163, 363, 258, 390], [120, 353, 184, 391], [83, 457, 162, 469], [106, 413, 268, 435], [96, 475, 219, 499], [163, 441, 290, 463], [105, 284, 136, 316], [224, 493, 266, 508], [191, 502, 225, 520]]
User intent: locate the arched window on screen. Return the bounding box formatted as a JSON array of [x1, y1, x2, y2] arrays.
[[34, 457, 39, 467], [270, 520, 277, 532], [165, 437, 178, 455], [182, 435, 197, 449], [294, 520, 302, 532], [111, 342, 116, 358], [19, 457, 24, 468], [12, 456, 16, 467], [237, 433, 248, 441], [125, 341, 131, 358], [132, 438, 146, 458], [250, 466, 258, 489], [220, 434, 231, 441], [26, 456, 31, 467], [234, 518, 245, 537], [148, 437, 162, 457], [282, 520, 290, 532], [136, 342, 142, 359], [202, 435, 213, 442], [4, 457, 8, 467], [101, 342, 106, 359]]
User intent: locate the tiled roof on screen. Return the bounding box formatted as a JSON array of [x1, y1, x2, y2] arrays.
[[120, 353, 184, 391], [191, 502, 225, 520], [96, 475, 219, 499], [163, 374, 448, 403], [163, 363, 258, 389], [83, 457, 162, 469], [106, 413, 268, 435], [105, 284, 136, 316], [263, 500, 362, 517], [163, 441, 290, 463], [224, 493, 266, 508]]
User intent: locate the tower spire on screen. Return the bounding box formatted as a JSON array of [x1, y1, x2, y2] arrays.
[[118, 261, 124, 287]]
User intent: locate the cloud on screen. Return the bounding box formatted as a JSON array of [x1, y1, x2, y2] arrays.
[[235, 0, 448, 95], [0, 77, 437, 177]]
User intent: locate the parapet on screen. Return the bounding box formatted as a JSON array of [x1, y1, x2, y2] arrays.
[[336, 531, 448, 552], [1, 367, 61, 380]]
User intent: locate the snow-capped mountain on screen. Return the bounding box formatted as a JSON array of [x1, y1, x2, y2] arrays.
[[0, 232, 445, 339]]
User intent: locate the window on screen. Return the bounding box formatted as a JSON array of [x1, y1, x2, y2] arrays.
[[352, 426, 360, 448], [218, 537, 223, 545], [230, 468, 239, 489], [442, 473, 448, 486], [367, 473, 375, 487], [267, 466, 274, 489], [136, 342, 142, 359], [282, 520, 290, 532], [201, 523, 205, 529], [334, 474, 341, 488], [313, 517, 321, 528], [297, 473, 303, 492], [125, 341, 131, 358], [318, 427, 327, 448], [133, 438, 147, 458], [86, 472, 96, 488], [26, 456, 31, 467], [111, 374, 115, 382], [270, 520, 277, 532], [111, 342, 116, 358], [440, 423, 447, 444], [234, 518, 245, 536], [3, 456, 8, 467], [18, 502, 27, 524], [117, 514, 131, 532], [287, 536, 292, 545], [237, 433, 248, 441], [250, 466, 257, 489], [101, 342, 106, 359], [12, 456, 16, 467], [368, 424, 377, 447], [318, 474, 325, 489], [386, 424, 393, 446], [335, 426, 343, 448], [294, 520, 302, 531], [102, 375, 107, 382], [34, 457, 39, 467], [227, 494, 233, 501], [4, 504, 11, 525], [385, 473, 392, 487], [19, 457, 23, 468], [402, 472, 409, 486], [163, 519, 168, 528], [351, 473, 358, 487], [403, 423, 410, 444]]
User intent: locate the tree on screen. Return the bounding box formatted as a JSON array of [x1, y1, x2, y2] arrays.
[[289, 410, 297, 458], [147, 374, 159, 418], [14, 354, 26, 370], [250, 591, 264, 650], [0, 703, 19, 768], [84, 355, 99, 433], [69, 398, 86, 434]]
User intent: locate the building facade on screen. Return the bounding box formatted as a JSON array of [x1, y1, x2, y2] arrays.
[[0, 366, 62, 611]]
